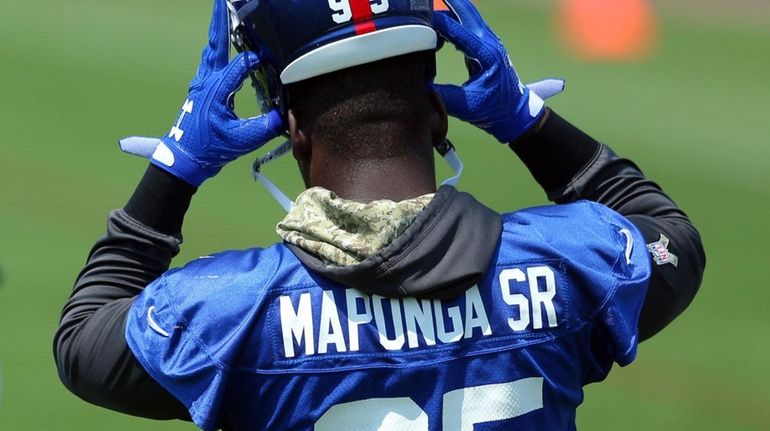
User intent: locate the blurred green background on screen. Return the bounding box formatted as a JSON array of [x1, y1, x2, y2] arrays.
[[1, 0, 769, 429]]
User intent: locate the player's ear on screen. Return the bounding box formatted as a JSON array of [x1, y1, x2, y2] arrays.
[[429, 89, 449, 148], [288, 109, 310, 162]]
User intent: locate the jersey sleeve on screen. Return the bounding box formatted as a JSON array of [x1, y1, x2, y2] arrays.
[[580, 202, 652, 376], [125, 272, 228, 431], [124, 248, 280, 431]]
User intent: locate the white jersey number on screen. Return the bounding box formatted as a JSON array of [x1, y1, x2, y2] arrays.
[[316, 377, 544, 430], [370, 0, 389, 14], [328, 0, 390, 24]]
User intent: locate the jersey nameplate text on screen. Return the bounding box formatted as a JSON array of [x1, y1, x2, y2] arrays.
[[276, 265, 561, 359]]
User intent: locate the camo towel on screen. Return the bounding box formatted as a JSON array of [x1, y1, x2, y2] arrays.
[[277, 187, 434, 267]]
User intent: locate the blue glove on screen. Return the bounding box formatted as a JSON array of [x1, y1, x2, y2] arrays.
[[433, 0, 561, 143], [129, 0, 285, 187]]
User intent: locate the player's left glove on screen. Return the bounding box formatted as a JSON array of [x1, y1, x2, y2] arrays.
[[433, 0, 564, 143], [119, 0, 284, 187]]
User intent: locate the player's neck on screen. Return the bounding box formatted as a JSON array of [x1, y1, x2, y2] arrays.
[[309, 155, 437, 203]]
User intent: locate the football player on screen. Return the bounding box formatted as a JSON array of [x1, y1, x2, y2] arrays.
[[54, 0, 705, 429]]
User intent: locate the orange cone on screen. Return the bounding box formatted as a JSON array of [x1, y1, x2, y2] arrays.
[[556, 0, 658, 61]]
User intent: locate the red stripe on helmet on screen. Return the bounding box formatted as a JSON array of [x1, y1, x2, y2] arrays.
[[354, 20, 377, 34], [349, 0, 377, 35]]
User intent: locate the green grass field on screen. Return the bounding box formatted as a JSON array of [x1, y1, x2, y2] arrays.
[[1, 0, 769, 429]]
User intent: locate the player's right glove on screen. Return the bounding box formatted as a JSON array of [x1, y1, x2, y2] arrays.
[[433, 0, 564, 143], [120, 0, 284, 187]]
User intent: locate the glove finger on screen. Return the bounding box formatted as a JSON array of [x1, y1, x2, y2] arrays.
[[198, 0, 231, 76], [444, 0, 492, 40], [527, 79, 566, 100], [432, 83, 473, 120], [118, 136, 161, 159], [228, 110, 286, 151], [218, 51, 263, 101], [433, 13, 496, 68]]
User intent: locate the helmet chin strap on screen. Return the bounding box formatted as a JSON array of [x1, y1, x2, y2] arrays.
[[435, 139, 463, 187], [252, 141, 294, 212], [252, 139, 464, 212]]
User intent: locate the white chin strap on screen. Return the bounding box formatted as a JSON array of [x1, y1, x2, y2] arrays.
[[440, 146, 463, 187], [252, 140, 464, 212]]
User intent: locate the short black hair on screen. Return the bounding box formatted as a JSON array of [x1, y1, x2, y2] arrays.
[[287, 51, 437, 160]]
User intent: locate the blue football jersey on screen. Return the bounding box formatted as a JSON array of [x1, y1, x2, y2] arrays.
[[126, 201, 650, 430]]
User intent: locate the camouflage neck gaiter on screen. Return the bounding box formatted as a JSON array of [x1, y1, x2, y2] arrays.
[[277, 187, 435, 267]]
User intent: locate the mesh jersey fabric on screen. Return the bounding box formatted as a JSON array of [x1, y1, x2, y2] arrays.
[[126, 200, 650, 430]]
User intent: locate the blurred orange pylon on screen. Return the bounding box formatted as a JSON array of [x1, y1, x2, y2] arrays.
[[556, 0, 658, 61]]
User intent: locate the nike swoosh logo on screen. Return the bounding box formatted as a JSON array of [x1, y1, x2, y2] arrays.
[[147, 306, 170, 337], [619, 229, 634, 265]]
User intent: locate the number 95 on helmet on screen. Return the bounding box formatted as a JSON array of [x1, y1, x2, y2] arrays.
[[227, 0, 439, 113]]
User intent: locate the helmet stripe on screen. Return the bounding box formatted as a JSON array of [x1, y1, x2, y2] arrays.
[[349, 0, 377, 34]]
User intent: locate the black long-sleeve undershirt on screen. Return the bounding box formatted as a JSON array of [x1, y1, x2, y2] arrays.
[[53, 168, 194, 420], [510, 110, 705, 340], [54, 109, 705, 421]]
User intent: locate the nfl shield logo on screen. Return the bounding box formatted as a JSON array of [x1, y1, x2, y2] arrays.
[[646, 234, 678, 267]]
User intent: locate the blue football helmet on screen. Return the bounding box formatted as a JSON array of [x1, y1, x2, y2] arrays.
[[225, 0, 462, 212], [227, 0, 439, 113]]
